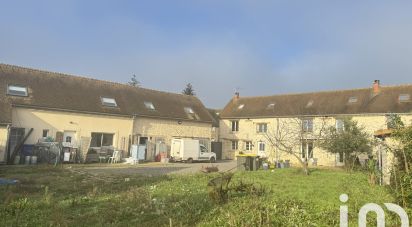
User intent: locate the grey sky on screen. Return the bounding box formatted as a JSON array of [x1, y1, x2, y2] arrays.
[[1, 1, 412, 108]]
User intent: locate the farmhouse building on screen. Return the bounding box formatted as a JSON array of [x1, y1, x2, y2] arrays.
[[219, 81, 412, 168], [0, 64, 215, 163]]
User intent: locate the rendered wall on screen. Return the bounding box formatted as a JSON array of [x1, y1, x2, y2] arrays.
[[11, 107, 133, 151]]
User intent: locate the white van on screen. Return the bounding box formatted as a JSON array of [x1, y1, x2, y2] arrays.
[[170, 139, 216, 163]]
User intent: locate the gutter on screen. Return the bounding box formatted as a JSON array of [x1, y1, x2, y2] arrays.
[[220, 112, 412, 120], [13, 104, 213, 124]]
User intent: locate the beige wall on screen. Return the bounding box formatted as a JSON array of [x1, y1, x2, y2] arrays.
[[0, 126, 8, 162], [219, 114, 412, 166], [12, 107, 133, 151], [133, 117, 213, 150]]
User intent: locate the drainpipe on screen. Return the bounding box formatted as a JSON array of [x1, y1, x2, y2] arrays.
[[129, 115, 136, 155], [4, 124, 11, 164]]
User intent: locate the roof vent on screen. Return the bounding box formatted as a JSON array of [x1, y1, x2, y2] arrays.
[[306, 100, 314, 108], [238, 104, 245, 110]]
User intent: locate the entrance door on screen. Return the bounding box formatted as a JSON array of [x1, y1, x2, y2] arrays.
[[211, 142, 222, 160]]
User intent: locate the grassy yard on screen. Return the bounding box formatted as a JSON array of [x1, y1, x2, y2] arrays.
[[0, 165, 403, 226]]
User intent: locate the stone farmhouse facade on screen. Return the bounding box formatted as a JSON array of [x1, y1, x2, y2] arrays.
[[219, 81, 412, 168], [0, 64, 215, 163]]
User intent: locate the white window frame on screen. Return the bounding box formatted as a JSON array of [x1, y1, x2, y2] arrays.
[[101, 97, 117, 107], [245, 141, 253, 151], [144, 101, 155, 110], [231, 120, 239, 132], [302, 119, 313, 132], [301, 140, 314, 159], [256, 123, 268, 133], [231, 140, 238, 150], [7, 85, 28, 97], [258, 141, 265, 152], [336, 119, 345, 131]]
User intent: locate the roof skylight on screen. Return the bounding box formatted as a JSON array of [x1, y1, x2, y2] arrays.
[[399, 94, 410, 102], [7, 85, 28, 97], [144, 101, 155, 110], [184, 107, 194, 114], [348, 96, 358, 104], [101, 97, 117, 107], [266, 103, 275, 109]]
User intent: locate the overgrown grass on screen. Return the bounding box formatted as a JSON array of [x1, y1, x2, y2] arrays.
[[0, 166, 403, 226]]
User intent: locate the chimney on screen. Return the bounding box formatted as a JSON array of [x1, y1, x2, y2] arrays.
[[373, 80, 380, 95], [234, 92, 240, 99]]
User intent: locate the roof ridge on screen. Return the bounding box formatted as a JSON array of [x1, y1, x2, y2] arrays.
[[236, 84, 412, 100], [0, 62, 196, 99]]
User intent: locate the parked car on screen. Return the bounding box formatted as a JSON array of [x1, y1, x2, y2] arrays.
[[170, 139, 216, 163]]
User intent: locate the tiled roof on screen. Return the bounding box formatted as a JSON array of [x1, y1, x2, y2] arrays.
[[220, 85, 412, 118], [0, 63, 213, 124]]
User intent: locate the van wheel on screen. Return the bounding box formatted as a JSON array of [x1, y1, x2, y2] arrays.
[[187, 158, 193, 163], [210, 157, 216, 163]]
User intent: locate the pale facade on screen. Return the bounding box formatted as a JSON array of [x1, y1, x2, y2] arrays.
[[9, 107, 133, 159], [219, 114, 412, 167], [132, 117, 214, 151]]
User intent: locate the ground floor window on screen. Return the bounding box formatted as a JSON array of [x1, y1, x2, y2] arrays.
[[258, 141, 265, 152], [91, 133, 114, 147], [301, 141, 314, 159], [245, 141, 253, 151], [231, 140, 238, 150]]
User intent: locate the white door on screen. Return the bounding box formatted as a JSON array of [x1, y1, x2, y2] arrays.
[[257, 141, 266, 157], [63, 131, 76, 147]]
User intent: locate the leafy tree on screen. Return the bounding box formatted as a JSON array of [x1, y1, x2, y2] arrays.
[[182, 83, 195, 96], [388, 116, 412, 207], [127, 74, 140, 87], [318, 118, 373, 171]]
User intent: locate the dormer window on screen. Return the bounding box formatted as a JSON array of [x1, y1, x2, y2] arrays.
[[238, 104, 245, 110], [101, 97, 117, 107], [184, 107, 194, 114], [348, 96, 358, 104], [306, 100, 314, 108], [399, 94, 410, 102], [7, 85, 28, 97], [144, 101, 155, 110]]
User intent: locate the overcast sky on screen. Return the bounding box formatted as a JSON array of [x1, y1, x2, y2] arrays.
[[1, 1, 412, 108]]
